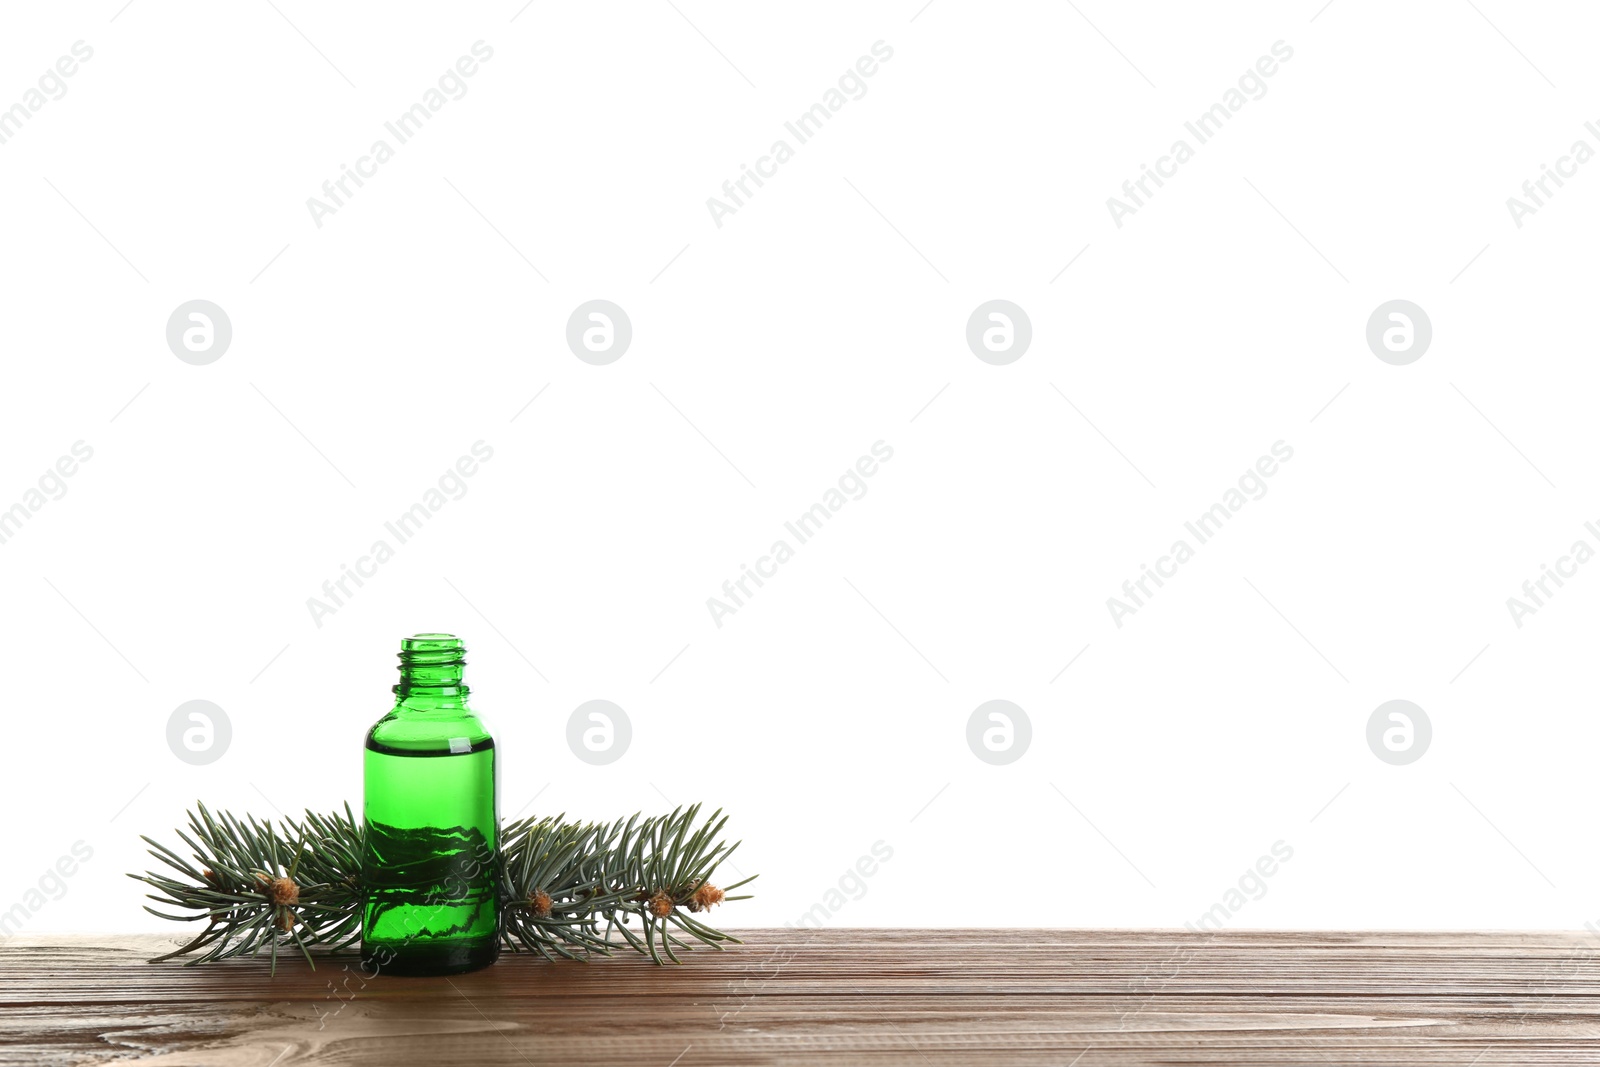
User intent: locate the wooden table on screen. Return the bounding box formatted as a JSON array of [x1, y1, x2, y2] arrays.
[[5, 930, 1598, 1064]]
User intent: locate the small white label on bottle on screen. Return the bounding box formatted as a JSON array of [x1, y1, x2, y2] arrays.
[[448, 737, 471, 754]]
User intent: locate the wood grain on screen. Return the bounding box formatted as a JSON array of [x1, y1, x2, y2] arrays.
[[5, 930, 1600, 1065]]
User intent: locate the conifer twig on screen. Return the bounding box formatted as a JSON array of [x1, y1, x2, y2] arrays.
[[130, 801, 753, 972]]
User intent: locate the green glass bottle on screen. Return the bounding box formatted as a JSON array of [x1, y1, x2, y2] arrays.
[[362, 633, 499, 976]]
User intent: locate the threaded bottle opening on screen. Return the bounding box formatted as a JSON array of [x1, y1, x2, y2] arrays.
[[395, 633, 467, 694]]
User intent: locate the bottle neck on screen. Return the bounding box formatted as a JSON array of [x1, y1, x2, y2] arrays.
[[393, 636, 470, 707]]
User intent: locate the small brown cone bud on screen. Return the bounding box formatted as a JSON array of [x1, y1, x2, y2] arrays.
[[529, 889, 553, 918], [648, 891, 674, 918], [690, 883, 724, 912], [267, 876, 299, 907], [276, 908, 296, 933]]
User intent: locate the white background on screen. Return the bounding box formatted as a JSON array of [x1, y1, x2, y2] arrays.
[[2, 0, 1598, 936]]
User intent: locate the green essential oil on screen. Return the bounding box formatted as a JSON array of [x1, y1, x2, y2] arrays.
[[362, 633, 500, 976]]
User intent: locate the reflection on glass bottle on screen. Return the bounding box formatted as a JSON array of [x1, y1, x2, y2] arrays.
[[362, 633, 499, 976]]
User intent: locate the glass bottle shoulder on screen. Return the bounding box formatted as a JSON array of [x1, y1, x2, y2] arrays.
[[366, 699, 494, 755]]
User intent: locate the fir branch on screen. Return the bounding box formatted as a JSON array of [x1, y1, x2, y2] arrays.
[[130, 801, 752, 972], [592, 805, 755, 965]]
